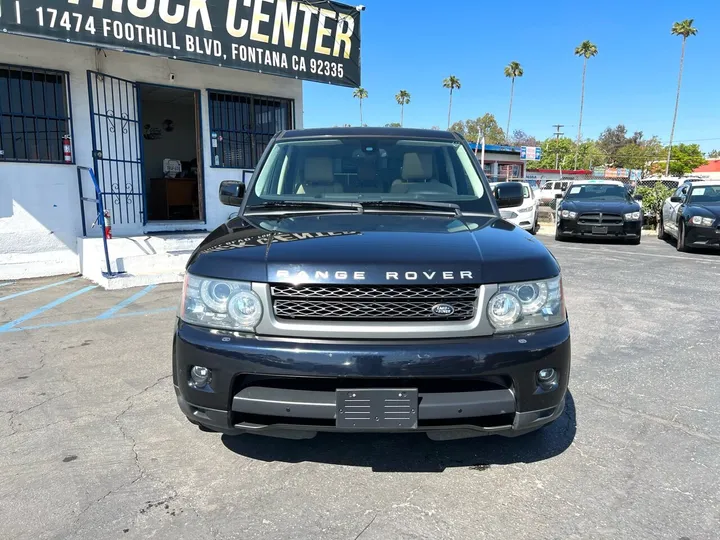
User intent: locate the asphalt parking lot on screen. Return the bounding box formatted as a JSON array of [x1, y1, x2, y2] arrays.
[[1, 235, 719, 540]]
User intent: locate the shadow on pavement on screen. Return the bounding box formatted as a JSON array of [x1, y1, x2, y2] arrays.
[[221, 392, 576, 472]]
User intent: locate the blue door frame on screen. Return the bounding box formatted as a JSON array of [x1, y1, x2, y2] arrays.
[[87, 70, 147, 226]]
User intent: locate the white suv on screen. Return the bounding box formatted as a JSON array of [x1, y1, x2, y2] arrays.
[[490, 182, 539, 234]]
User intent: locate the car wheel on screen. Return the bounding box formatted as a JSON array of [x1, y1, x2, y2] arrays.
[[676, 222, 689, 252], [554, 226, 564, 242], [627, 236, 641, 245], [530, 218, 538, 235], [657, 218, 668, 240]]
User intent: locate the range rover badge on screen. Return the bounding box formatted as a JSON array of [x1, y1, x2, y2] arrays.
[[431, 304, 455, 316]]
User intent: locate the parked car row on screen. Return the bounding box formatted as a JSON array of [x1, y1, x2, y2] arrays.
[[489, 181, 539, 234]]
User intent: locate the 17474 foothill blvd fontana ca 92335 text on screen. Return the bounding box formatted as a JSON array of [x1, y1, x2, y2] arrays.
[[1, 0, 361, 86]]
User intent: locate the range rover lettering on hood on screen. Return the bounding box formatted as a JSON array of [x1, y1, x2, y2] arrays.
[[274, 269, 474, 282]]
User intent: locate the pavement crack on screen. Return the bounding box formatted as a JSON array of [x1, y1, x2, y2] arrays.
[[353, 513, 377, 540], [8, 391, 71, 436], [585, 394, 720, 445]]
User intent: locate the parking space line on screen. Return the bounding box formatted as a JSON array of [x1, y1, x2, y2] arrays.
[[97, 285, 157, 320], [0, 282, 16, 288], [0, 285, 97, 332], [0, 277, 79, 303], [0, 307, 176, 333], [548, 244, 720, 263]]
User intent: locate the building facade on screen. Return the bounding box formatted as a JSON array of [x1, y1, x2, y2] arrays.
[[0, 1, 361, 281]]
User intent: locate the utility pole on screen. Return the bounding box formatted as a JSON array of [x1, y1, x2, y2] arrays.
[[553, 124, 564, 169]]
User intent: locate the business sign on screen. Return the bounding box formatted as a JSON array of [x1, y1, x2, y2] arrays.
[[520, 146, 542, 161], [604, 168, 630, 179], [0, 0, 362, 87]]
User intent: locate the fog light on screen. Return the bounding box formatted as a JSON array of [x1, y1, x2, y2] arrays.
[[537, 368, 558, 391], [190, 366, 211, 387], [538, 368, 555, 381]]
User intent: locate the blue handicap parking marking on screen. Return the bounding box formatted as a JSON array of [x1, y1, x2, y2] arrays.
[[97, 285, 158, 320], [0, 277, 78, 303], [0, 285, 98, 332], [0, 282, 16, 288]]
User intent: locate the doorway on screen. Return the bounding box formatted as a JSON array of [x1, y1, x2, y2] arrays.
[[137, 84, 203, 222]]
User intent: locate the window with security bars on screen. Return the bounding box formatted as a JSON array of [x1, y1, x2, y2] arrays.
[[208, 91, 293, 169], [0, 64, 73, 163]]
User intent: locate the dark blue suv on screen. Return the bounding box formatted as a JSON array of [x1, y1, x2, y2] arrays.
[[173, 128, 570, 440]]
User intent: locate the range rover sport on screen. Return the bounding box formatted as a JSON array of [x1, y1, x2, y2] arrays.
[[173, 127, 571, 440]]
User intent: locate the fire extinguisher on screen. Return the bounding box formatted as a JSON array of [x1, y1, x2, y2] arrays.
[[62, 135, 72, 163], [103, 210, 112, 239]]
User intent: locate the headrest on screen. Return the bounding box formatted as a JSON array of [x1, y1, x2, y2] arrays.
[[304, 157, 334, 184], [402, 153, 433, 181]]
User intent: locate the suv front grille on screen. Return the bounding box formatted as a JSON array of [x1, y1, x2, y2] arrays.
[[578, 212, 623, 225], [270, 284, 478, 321]]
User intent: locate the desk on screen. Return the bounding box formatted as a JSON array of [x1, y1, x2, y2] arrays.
[[148, 177, 199, 220]]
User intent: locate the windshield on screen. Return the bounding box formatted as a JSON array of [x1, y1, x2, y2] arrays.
[[247, 137, 495, 214], [688, 185, 720, 204], [564, 184, 631, 202]]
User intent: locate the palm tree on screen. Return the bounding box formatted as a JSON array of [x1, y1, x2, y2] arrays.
[[352, 87, 368, 126], [574, 40, 598, 168], [666, 19, 698, 175], [503, 62, 523, 142], [442, 76, 461, 129], [395, 90, 411, 127]]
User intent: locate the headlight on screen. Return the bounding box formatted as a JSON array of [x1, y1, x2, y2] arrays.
[[181, 274, 263, 331], [487, 276, 565, 332], [518, 206, 534, 213], [690, 216, 715, 227], [624, 211, 641, 221], [560, 210, 577, 219]]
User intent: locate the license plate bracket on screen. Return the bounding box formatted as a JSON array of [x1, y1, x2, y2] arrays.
[[592, 226, 608, 234], [336, 388, 418, 429]]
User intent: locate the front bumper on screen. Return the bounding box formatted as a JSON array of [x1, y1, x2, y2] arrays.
[[173, 320, 571, 439], [685, 224, 720, 248], [557, 218, 642, 239]]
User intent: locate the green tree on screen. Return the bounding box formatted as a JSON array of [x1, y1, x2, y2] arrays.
[[450, 114, 505, 145], [574, 40, 599, 167], [598, 124, 629, 162], [352, 87, 368, 126], [665, 143, 707, 176], [526, 137, 577, 170], [510, 129, 538, 147], [385, 122, 402, 128], [666, 19, 698, 175], [503, 62, 523, 141], [395, 90, 411, 127], [442, 76, 461, 130], [708, 149, 720, 158]]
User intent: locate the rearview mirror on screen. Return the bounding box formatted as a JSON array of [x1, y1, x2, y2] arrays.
[[670, 196, 682, 203], [493, 182, 524, 209], [219, 181, 245, 207]]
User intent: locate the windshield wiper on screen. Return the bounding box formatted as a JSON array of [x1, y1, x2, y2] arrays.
[[360, 200, 462, 216], [246, 201, 364, 214]]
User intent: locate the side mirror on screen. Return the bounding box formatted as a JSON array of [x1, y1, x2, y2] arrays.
[[219, 180, 245, 206], [555, 193, 563, 199], [670, 196, 682, 203], [494, 181, 524, 209], [634, 195, 643, 201]]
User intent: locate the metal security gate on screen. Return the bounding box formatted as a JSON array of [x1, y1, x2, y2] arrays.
[[87, 71, 145, 226]]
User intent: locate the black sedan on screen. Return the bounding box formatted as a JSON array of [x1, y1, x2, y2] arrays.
[[555, 181, 643, 244], [658, 181, 720, 251]]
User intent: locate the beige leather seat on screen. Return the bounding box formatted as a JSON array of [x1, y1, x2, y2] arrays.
[[391, 152, 455, 194], [296, 157, 344, 195]]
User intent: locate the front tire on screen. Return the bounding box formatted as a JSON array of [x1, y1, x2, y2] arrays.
[[530, 217, 539, 235], [627, 236, 641, 245], [657, 217, 668, 241], [676, 222, 689, 252]]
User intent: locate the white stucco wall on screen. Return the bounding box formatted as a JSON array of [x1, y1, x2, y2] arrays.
[[0, 34, 303, 280]]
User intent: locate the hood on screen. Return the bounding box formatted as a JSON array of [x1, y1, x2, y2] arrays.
[[561, 200, 640, 214], [187, 214, 560, 285], [687, 203, 720, 218]]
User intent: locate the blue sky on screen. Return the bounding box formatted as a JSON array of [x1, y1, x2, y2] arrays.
[[302, 0, 720, 152]]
